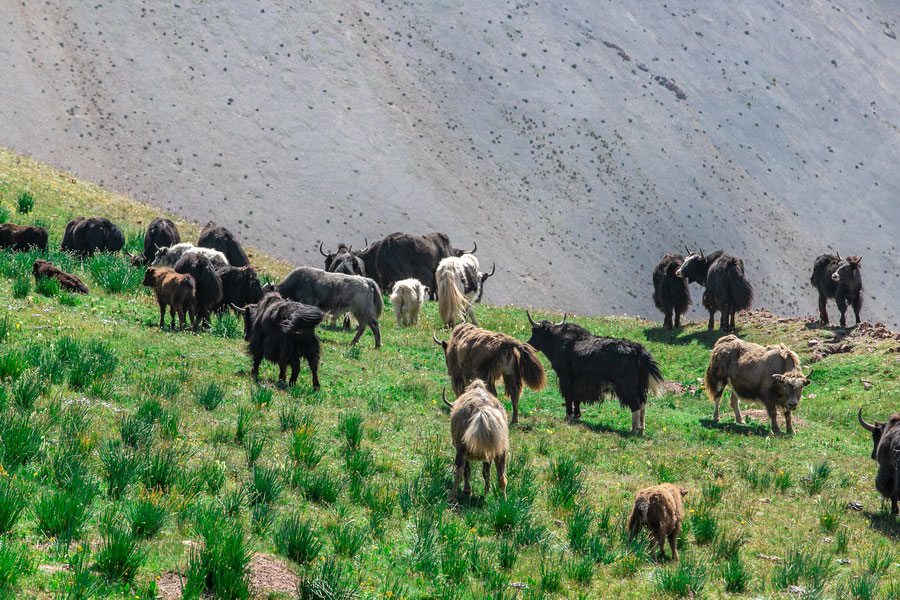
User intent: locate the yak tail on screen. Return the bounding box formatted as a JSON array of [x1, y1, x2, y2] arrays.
[[727, 261, 754, 311], [643, 352, 665, 398], [370, 280, 384, 318], [516, 343, 546, 391], [462, 410, 508, 462], [628, 496, 649, 539], [438, 271, 469, 326]]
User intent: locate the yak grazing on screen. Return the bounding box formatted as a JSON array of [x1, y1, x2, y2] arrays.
[[198, 221, 250, 267], [676, 249, 753, 331], [269, 266, 383, 348], [434, 323, 545, 424], [214, 265, 264, 313], [811, 253, 863, 328], [142, 267, 196, 330], [173, 253, 223, 329], [652, 252, 691, 329], [32, 260, 89, 294], [60, 217, 124, 256], [237, 292, 323, 389], [390, 278, 427, 326], [704, 335, 810, 435], [443, 379, 509, 501], [526, 313, 663, 434], [151, 243, 229, 268], [436, 254, 495, 327], [628, 484, 689, 561], [858, 409, 900, 514], [0, 223, 48, 251], [127, 217, 180, 266]]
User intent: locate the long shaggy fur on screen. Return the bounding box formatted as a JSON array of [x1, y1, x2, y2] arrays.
[[677, 250, 752, 331], [174, 253, 223, 328], [215, 265, 264, 312], [390, 278, 426, 326], [199, 221, 250, 267], [627, 483, 688, 561], [0, 223, 48, 252], [132, 217, 180, 265], [60, 217, 124, 256], [811, 254, 862, 327], [151, 243, 229, 268], [652, 253, 691, 329], [448, 379, 509, 500]]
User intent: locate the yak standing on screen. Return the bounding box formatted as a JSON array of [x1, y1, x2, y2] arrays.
[[214, 265, 264, 313], [142, 267, 196, 330], [628, 484, 688, 561], [198, 221, 250, 267], [390, 278, 427, 326], [443, 380, 509, 501], [676, 249, 753, 331], [321, 243, 366, 329], [434, 323, 545, 424], [858, 409, 900, 515], [127, 217, 180, 266], [435, 254, 495, 327], [526, 313, 663, 434], [173, 253, 223, 329], [652, 252, 691, 329], [810, 253, 862, 328], [60, 217, 125, 256]]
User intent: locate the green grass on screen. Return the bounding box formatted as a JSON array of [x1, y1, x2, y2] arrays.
[[0, 146, 898, 597]]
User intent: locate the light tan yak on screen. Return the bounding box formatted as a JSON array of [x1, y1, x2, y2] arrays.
[[628, 483, 689, 561], [433, 323, 546, 424], [443, 379, 509, 501], [704, 335, 810, 434]]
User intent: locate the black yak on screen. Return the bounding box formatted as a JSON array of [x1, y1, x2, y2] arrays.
[[142, 267, 196, 330], [0, 223, 48, 251], [858, 409, 900, 514], [198, 221, 250, 267], [32, 260, 89, 294], [173, 253, 223, 329], [704, 335, 810, 435], [436, 254, 495, 327], [652, 252, 691, 329], [237, 292, 323, 389], [525, 313, 663, 434], [810, 253, 862, 328], [60, 217, 125, 256], [676, 249, 753, 331], [214, 265, 264, 312], [127, 217, 180, 266], [433, 323, 546, 424], [321, 243, 366, 328]]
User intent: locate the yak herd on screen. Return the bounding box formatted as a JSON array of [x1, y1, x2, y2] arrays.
[[2, 214, 897, 552]]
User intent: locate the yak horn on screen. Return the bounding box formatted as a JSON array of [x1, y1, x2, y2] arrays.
[[230, 303, 247, 314], [482, 263, 496, 280], [685, 244, 691, 255], [556, 313, 567, 326], [432, 332, 443, 346], [526, 310, 538, 327], [319, 242, 329, 257], [470, 241, 477, 254], [700, 248, 705, 259], [442, 388, 453, 408], [835, 251, 841, 261], [858, 407, 877, 432]]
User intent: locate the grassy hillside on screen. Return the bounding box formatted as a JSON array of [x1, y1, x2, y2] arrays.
[[1, 147, 899, 599]]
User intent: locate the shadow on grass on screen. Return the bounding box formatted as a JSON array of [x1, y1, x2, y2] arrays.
[[644, 326, 728, 349], [864, 510, 900, 539], [699, 417, 773, 437]]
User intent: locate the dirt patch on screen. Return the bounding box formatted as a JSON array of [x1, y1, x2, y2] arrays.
[[249, 553, 299, 597], [741, 409, 807, 429], [156, 573, 185, 600]]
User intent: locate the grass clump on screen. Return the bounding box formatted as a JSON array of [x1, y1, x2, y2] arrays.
[[87, 253, 142, 294], [721, 555, 750, 593], [184, 504, 252, 600], [771, 547, 836, 594], [15, 191, 34, 214], [800, 461, 832, 496], [195, 382, 226, 411], [547, 455, 584, 508], [98, 440, 143, 499], [93, 516, 146, 581], [248, 466, 283, 506], [142, 446, 178, 493], [654, 555, 708, 597], [11, 371, 43, 411], [276, 515, 322, 565], [126, 493, 169, 539], [0, 537, 31, 591], [34, 275, 60, 297], [328, 519, 368, 557], [0, 412, 43, 471], [0, 477, 27, 534], [294, 468, 344, 505], [11, 276, 30, 299], [33, 482, 95, 547], [297, 557, 360, 600], [290, 427, 326, 469], [250, 385, 273, 408], [337, 411, 365, 450]]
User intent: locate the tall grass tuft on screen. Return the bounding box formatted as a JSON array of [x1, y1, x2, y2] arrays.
[[243, 434, 264, 466], [328, 519, 368, 557], [0, 537, 31, 591], [93, 516, 146, 581], [691, 505, 718, 545], [11, 276, 30, 299], [211, 311, 242, 338], [120, 413, 155, 449], [87, 253, 143, 294], [800, 461, 832, 496], [289, 426, 326, 469], [33, 482, 95, 547], [721, 555, 750, 593], [276, 515, 322, 565], [98, 440, 143, 499], [0, 412, 44, 471], [297, 558, 360, 600], [547, 455, 584, 508], [183, 504, 252, 600], [11, 370, 43, 411], [250, 385, 273, 408], [142, 446, 178, 493], [294, 468, 343, 505], [35, 275, 60, 297], [248, 466, 283, 506], [0, 477, 28, 534], [338, 411, 365, 450], [15, 191, 34, 214], [195, 382, 226, 411], [654, 555, 708, 597], [126, 493, 169, 539], [0, 315, 9, 344]]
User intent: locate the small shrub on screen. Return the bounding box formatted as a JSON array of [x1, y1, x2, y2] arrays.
[[126, 493, 169, 539], [98, 440, 143, 499], [297, 558, 360, 600], [11, 276, 30, 299], [721, 555, 750, 593], [655, 555, 708, 597], [15, 191, 34, 214], [328, 520, 367, 556], [0, 476, 28, 534], [35, 275, 60, 297], [248, 466, 283, 506], [338, 411, 365, 450], [276, 516, 322, 565], [94, 519, 146, 581], [195, 382, 226, 411]]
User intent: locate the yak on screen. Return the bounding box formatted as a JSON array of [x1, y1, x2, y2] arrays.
[[811, 253, 862, 328], [151, 243, 229, 268], [526, 313, 664, 434], [442, 380, 509, 501], [628, 484, 688, 561], [676, 249, 753, 331], [390, 278, 427, 326], [0, 223, 48, 251], [214, 265, 264, 312], [436, 254, 495, 327], [858, 409, 900, 515], [704, 335, 810, 435], [652, 252, 691, 329], [32, 260, 89, 294], [60, 217, 125, 256], [434, 323, 546, 424], [142, 267, 196, 330], [236, 292, 323, 389], [173, 253, 223, 329], [321, 243, 366, 328], [268, 266, 383, 348], [198, 221, 250, 267], [127, 217, 180, 266]]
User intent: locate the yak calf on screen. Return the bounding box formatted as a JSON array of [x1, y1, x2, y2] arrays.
[[628, 483, 688, 561], [652, 252, 691, 329], [32, 260, 89, 294], [142, 267, 196, 330], [443, 379, 509, 501], [390, 278, 427, 326]]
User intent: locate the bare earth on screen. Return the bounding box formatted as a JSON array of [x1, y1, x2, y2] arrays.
[[1, 1, 897, 325]]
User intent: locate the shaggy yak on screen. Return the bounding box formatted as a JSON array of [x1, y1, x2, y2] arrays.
[[676, 249, 753, 331], [525, 313, 664, 434], [321, 243, 367, 329], [151, 243, 229, 268], [32, 260, 89, 294], [810, 253, 862, 328], [704, 335, 810, 435], [268, 266, 383, 348], [628, 483, 689, 561], [433, 323, 545, 424], [127, 217, 180, 266], [236, 292, 324, 389], [442, 379, 509, 501], [173, 253, 223, 329], [60, 217, 125, 256], [436, 254, 495, 327], [652, 252, 691, 329], [858, 408, 900, 514], [0, 223, 48, 251], [390, 278, 427, 326], [214, 265, 264, 312], [198, 221, 250, 267], [142, 267, 196, 330]]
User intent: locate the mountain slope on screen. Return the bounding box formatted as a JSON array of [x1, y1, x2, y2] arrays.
[[1, 1, 898, 324]]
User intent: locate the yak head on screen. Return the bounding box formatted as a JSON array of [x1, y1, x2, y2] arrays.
[[831, 255, 861, 284], [432, 332, 449, 356], [525, 311, 567, 353], [675, 247, 708, 283], [772, 371, 810, 411], [150, 245, 172, 267], [475, 263, 496, 302], [231, 302, 258, 340], [857, 409, 898, 460], [453, 241, 477, 257], [32, 259, 50, 277], [127, 251, 148, 267], [261, 281, 278, 295], [319, 242, 347, 271]]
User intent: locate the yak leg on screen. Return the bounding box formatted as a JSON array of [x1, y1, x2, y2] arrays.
[[651, 528, 664, 560], [158, 302, 167, 329], [784, 410, 794, 435], [452, 448, 466, 502], [853, 298, 862, 326], [288, 360, 301, 386], [730, 391, 745, 424], [640, 405, 647, 430], [482, 462, 491, 497], [631, 407, 645, 436], [836, 295, 848, 328], [251, 356, 262, 382], [176, 307, 186, 330], [371, 321, 382, 349], [495, 454, 507, 497], [308, 354, 320, 391], [818, 295, 829, 325], [669, 524, 680, 561], [707, 310, 716, 330], [467, 306, 479, 326], [350, 322, 366, 345], [766, 403, 782, 435], [276, 363, 288, 388], [503, 373, 522, 425], [463, 461, 472, 496]]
